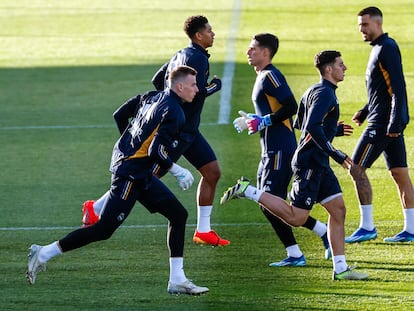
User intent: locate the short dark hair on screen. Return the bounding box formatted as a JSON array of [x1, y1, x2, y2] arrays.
[[183, 15, 209, 39], [169, 65, 197, 87], [314, 50, 341, 75], [253, 33, 279, 59], [358, 6, 383, 18]]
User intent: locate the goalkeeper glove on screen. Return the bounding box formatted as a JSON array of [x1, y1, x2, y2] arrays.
[[233, 110, 249, 133], [206, 76, 222, 96], [246, 114, 272, 135], [169, 163, 194, 190]]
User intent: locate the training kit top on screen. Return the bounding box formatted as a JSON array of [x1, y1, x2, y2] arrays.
[[109, 89, 185, 180], [357, 33, 409, 133], [152, 43, 219, 142], [251, 63, 298, 155], [293, 79, 347, 169]]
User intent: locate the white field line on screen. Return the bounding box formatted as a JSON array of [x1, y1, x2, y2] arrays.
[[217, 0, 241, 125], [0, 222, 267, 231], [0, 123, 224, 131], [0, 220, 395, 231], [0, 124, 115, 130]]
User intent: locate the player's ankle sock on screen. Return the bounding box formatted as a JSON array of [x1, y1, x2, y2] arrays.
[[245, 186, 263, 202], [169, 257, 187, 284], [333, 255, 348, 274], [286, 244, 302, 258], [196, 205, 212, 232], [93, 191, 109, 216], [359, 204, 375, 230], [403, 208, 414, 234], [39, 241, 62, 263]]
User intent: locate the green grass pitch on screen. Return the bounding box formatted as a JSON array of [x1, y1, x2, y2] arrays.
[[1, 0, 414, 310]]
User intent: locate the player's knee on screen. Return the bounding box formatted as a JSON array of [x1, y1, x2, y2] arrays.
[[291, 217, 307, 227], [349, 164, 364, 180], [389, 167, 408, 182], [328, 205, 346, 225], [93, 222, 118, 241], [199, 161, 221, 183], [169, 206, 188, 225], [100, 231, 115, 241], [284, 213, 308, 227], [336, 206, 346, 220], [180, 208, 189, 222]]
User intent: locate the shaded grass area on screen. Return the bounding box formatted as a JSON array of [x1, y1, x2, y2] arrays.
[[2, 224, 414, 310]]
